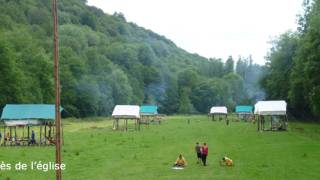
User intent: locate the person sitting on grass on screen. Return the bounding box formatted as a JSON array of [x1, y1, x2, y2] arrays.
[[220, 156, 233, 166], [173, 154, 187, 167], [46, 136, 56, 145]]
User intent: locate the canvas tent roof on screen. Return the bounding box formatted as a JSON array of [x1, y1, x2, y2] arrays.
[[112, 105, 140, 119], [1, 104, 62, 120], [140, 105, 158, 115], [210, 106, 228, 114], [254, 100, 287, 115], [1, 104, 63, 126], [4, 120, 42, 126], [235, 105, 253, 113]]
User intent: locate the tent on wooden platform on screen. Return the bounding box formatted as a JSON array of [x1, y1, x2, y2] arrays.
[[140, 105, 162, 125], [254, 100, 288, 131], [209, 106, 228, 122], [0, 104, 63, 146], [112, 105, 140, 131], [235, 105, 253, 121]]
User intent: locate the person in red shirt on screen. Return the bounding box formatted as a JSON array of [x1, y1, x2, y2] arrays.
[[201, 143, 208, 166]]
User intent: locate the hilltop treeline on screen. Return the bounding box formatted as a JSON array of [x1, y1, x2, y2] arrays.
[[261, 0, 320, 120], [0, 0, 263, 117]]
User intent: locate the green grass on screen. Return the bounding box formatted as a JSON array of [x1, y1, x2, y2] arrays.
[[0, 115, 319, 180]]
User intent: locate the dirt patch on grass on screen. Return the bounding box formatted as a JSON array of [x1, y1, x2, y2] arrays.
[[90, 126, 105, 130], [295, 127, 304, 133]]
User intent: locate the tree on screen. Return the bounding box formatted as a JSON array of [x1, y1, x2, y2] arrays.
[[76, 78, 100, 117], [208, 58, 224, 77], [138, 44, 156, 66], [224, 56, 234, 74], [192, 79, 231, 113], [289, 0, 320, 117], [110, 69, 133, 105], [236, 57, 247, 79], [178, 87, 196, 114], [81, 11, 97, 30], [161, 76, 179, 114], [0, 0, 265, 117], [223, 73, 245, 104], [261, 32, 298, 100], [177, 68, 198, 89], [0, 39, 23, 106], [261, 0, 320, 119]]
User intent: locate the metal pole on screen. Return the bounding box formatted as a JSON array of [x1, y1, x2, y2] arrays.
[[52, 0, 62, 179]]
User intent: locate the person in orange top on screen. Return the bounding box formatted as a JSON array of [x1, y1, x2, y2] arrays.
[[220, 156, 233, 166], [173, 154, 187, 167]]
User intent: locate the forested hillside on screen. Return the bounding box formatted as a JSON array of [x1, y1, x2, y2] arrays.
[[0, 0, 263, 117], [261, 0, 320, 120]]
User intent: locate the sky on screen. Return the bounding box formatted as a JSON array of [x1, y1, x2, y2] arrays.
[[87, 0, 304, 64]]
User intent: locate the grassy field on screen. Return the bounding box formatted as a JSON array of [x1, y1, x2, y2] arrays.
[[0, 115, 319, 180]]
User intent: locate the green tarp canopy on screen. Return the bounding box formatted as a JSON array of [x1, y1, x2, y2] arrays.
[[140, 105, 158, 115], [235, 105, 253, 113], [1, 104, 63, 121]]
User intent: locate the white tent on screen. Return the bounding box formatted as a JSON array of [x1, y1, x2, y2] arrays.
[[112, 105, 140, 119], [5, 120, 41, 126], [210, 106, 228, 114], [254, 100, 287, 115]]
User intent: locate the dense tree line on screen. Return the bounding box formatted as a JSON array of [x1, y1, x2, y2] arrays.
[[0, 0, 264, 117], [261, 0, 320, 120]]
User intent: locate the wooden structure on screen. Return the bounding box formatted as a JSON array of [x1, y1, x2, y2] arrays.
[[0, 104, 63, 146], [254, 101, 288, 131], [52, 0, 62, 178], [140, 105, 162, 125], [0, 122, 55, 146], [112, 105, 140, 131], [209, 106, 228, 124], [235, 105, 253, 122]]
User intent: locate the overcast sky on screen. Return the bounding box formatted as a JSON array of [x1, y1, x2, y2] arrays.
[[87, 0, 304, 64]]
